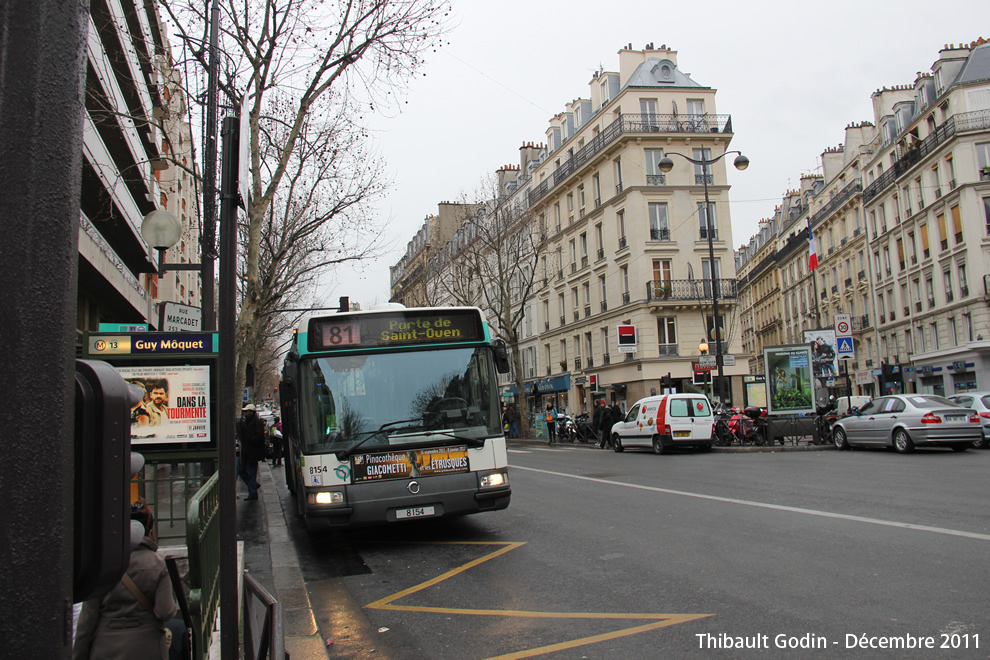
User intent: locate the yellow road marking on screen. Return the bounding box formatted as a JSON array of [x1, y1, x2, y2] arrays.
[[363, 541, 712, 658]]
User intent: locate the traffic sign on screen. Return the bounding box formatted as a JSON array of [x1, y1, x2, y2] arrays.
[[836, 336, 854, 356], [721, 354, 736, 366], [835, 313, 851, 337]]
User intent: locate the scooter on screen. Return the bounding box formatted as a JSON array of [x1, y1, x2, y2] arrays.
[[727, 406, 769, 445]]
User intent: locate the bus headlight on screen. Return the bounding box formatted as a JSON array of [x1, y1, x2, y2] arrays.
[[480, 471, 508, 488], [309, 491, 344, 505]]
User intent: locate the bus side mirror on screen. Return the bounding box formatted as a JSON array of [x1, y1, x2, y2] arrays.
[[492, 340, 510, 374]]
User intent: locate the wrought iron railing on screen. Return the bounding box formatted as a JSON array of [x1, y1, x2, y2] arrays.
[[646, 278, 738, 301], [529, 113, 733, 205], [658, 344, 679, 356], [646, 174, 666, 185], [650, 227, 671, 241], [810, 177, 863, 227]]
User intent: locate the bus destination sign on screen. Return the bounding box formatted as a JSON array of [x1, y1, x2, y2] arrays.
[[310, 309, 485, 351]]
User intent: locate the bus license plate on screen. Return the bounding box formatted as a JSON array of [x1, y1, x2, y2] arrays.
[[396, 506, 435, 520], [674, 430, 690, 437]]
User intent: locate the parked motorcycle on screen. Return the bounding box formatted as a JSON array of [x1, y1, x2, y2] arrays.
[[814, 395, 837, 445], [574, 412, 596, 443], [727, 406, 769, 445], [556, 414, 578, 442]]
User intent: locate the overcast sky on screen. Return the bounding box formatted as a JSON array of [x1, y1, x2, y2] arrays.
[[326, 0, 990, 309]]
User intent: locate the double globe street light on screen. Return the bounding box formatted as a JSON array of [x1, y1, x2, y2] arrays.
[[658, 149, 749, 407]]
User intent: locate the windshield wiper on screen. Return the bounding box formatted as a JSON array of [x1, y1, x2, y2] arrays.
[[418, 430, 486, 448], [336, 418, 423, 459]]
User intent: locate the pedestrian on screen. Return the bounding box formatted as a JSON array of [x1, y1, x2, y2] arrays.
[[507, 405, 519, 438], [501, 405, 511, 437], [269, 416, 283, 467], [74, 501, 177, 659], [545, 403, 557, 444], [236, 403, 266, 500], [592, 400, 603, 446], [598, 401, 615, 449], [611, 402, 623, 426]]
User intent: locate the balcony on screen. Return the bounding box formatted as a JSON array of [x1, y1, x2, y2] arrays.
[[820, 291, 828, 301], [853, 227, 862, 237], [622, 291, 630, 304], [560, 316, 566, 326], [587, 357, 595, 368], [831, 285, 839, 294], [646, 278, 738, 301], [574, 357, 582, 370], [940, 239, 948, 251], [828, 246, 835, 256], [650, 227, 671, 241], [581, 255, 589, 269], [646, 173, 666, 186], [841, 237, 848, 247], [935, 188, 942, 199], [616, 182, 624, 194], [811, 177, 863, 225], [584, 306, 591, 318], [928, 297, 935, 308], [695, 174, 714, 185], [858, 270, 866, 280], [699, 227, 719, 241], [946, 292, 954, 303], [544, 321, 549, 331], [556, 270, 564, 281], [915, 301, 922, 313], [571, 263, 577, 274], [889, 311, 896, 321], [866, 359, 874, 368], [863, 114, 962, 203], [904, 306, 910, 317], [573, 311, 580, 321], [899, 261, 905, 270], [600, 300, 607, 312], [597, 247, 604, 261], [618, 236, 627, 250], [594, 197, 601, 208], [911, 255, 917, 265], [844, 277, 853, 287], [961, 285, 969, 297], [658, 344, 679, 356], [603, 353, 611, 365], [546, 366, 551, 375], [853, 315, 871, 330]]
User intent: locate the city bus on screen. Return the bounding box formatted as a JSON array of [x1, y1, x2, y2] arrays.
[[279, 304, 512, 531]]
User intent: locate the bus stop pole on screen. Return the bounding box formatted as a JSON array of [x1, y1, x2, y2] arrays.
[[218, 117, 240, 658]]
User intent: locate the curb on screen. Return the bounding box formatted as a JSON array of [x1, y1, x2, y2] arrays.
[[506, 438, 834, 452], [258, 463, 329, 659]]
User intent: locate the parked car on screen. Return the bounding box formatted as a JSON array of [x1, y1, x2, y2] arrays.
[[831, 394, 981, 453], [946, 392, 990, 448], [610, 394, 714, 454]]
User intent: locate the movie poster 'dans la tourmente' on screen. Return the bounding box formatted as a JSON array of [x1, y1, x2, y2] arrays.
[[117, 365, 211, 445]]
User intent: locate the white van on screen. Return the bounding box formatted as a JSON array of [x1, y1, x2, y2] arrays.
[[610, 394, 715, 453]]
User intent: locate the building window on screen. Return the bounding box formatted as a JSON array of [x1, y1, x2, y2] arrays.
[[692, 148, 712, 184], [657, 316, 677, 350], [648, 203, 669, 241], [950, 206, 962, 244], [698, 202, 717, 240], [645, 149, 665, 185]]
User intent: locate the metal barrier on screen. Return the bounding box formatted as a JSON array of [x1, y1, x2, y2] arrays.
[[186, 471, 221, 660], [137, 458, 213, 543], [243, 572, 287, 660]]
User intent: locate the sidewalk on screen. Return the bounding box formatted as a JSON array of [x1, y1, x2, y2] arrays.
[[237, 462, 383, 659]]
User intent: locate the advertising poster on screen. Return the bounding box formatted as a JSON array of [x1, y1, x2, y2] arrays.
[[117, 365, 211, 445], [803, 329, 839, 379], [351, 446, 470, 483], [764, 345, 815, 415], [744, 375, 767, 408]]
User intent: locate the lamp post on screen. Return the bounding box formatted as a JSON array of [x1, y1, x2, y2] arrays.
[[659, 149, 749, 407], [698, 340, 711, 400]]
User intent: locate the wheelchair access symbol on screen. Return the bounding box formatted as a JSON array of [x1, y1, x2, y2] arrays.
[[836, 336, 854, 356]]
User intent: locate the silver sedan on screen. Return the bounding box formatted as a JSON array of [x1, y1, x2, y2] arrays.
[[832, 394, 981, 453]]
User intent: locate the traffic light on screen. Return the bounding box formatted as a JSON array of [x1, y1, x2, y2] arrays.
[[74, 359, 144, 602], [662, 373, 672, 389]]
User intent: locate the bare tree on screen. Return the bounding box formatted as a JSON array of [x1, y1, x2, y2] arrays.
[[161, 0, 451, 414], [429, 176, 546, 436]]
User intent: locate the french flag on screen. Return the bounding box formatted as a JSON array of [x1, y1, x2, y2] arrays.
[[808, 230, 818, 272]]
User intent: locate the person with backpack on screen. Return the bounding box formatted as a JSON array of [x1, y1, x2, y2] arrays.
[[545, 403, 557, 444]]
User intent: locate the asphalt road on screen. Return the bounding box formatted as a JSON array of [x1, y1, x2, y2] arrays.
[[277, 443, 990, 659]]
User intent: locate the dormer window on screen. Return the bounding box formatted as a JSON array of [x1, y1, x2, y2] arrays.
[[652, 59, 676, 82]]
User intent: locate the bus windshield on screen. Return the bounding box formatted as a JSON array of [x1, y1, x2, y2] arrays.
[[297, 346, 502, 455]]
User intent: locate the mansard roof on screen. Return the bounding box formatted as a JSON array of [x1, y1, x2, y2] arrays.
[[956, 42, 990, 85], [624, 57, 704, 89]]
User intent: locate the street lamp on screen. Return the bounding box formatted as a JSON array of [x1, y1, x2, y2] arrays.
[[659, 149, 749, 407], [698, 340, 710, 400]]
